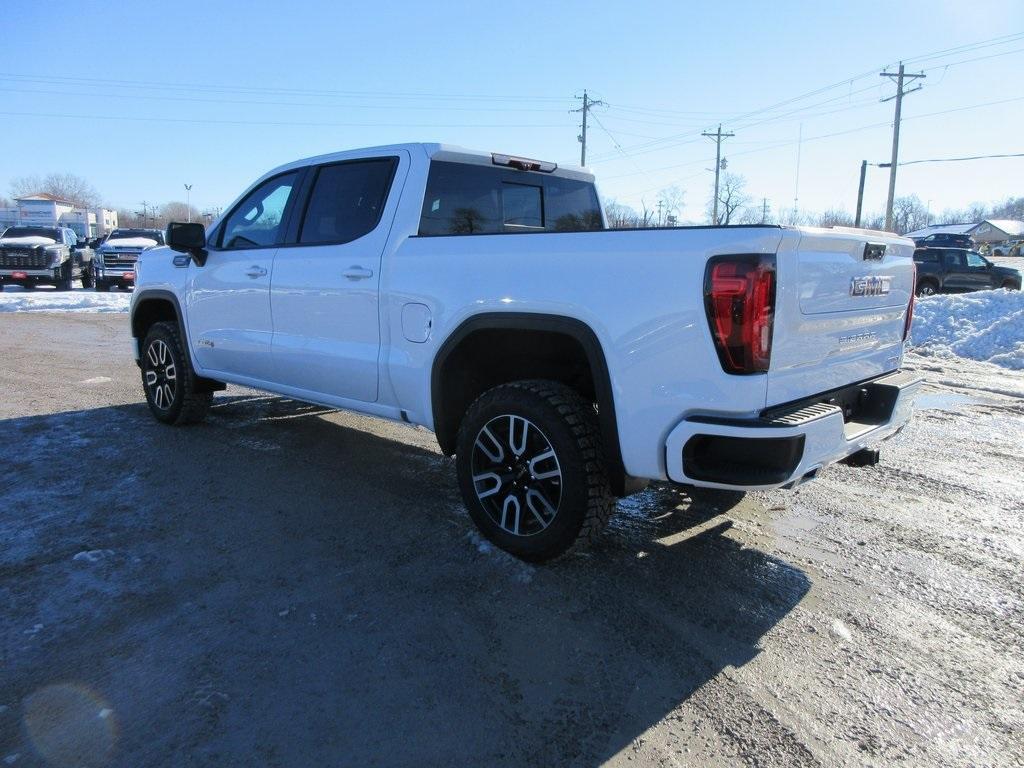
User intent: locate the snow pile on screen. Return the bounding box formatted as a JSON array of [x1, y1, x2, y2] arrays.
[[0, 236, 57, 246], [0, 288, 130, 313], [911, 289, 1024, 369]]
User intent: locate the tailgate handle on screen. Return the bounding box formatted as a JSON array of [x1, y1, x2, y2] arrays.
[[863, 243, 887, 261]]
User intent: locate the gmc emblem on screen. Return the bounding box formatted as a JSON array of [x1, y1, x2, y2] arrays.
[[850, 275, 892, 297]]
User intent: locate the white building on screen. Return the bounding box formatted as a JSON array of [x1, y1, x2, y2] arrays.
[[968, 219, 1024, 244], [0, 194, 118, 238]]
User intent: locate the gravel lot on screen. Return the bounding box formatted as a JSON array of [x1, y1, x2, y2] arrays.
[[1, 312, 1022, 767]]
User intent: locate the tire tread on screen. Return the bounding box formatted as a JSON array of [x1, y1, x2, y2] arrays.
[[458, 379, 614, 559], [145, 321, 212, 425]]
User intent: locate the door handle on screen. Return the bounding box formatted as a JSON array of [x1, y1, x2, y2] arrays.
[[343, 266, 373, 280], [245, 265, 267, 278]]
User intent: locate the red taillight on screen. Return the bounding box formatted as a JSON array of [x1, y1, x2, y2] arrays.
[[903, 262, 916, 342], [704, 255, 776, 374]]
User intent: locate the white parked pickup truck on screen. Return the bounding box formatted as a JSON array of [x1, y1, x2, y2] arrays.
[[129, 143, 921, 561]]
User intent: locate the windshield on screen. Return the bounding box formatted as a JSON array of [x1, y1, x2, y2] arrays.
[[1, 227, 60, 240], [108, 229, 164, 244]]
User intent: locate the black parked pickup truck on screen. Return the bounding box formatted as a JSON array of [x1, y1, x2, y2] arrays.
[[0, 226, 94, 291], [913, 247, 1021, 296], [912, 232, 974, 249]]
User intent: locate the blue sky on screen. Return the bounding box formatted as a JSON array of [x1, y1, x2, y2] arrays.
[[2, 0, 1022, 222]]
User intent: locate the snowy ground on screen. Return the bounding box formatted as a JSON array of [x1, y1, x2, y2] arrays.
[[911, 290, 1024, 369], [0, 313, 1022, 767], [0, 286, 130, 313]]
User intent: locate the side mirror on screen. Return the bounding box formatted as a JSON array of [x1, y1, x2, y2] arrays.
[[166, 221, 208, 266]]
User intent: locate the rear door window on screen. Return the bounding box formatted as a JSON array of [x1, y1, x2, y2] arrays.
[[419, 161, 602, 235], [298, 158, 397, 245]]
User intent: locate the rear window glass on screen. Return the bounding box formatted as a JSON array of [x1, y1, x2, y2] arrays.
[[419, 161, 603, 235], [502, 183, 543, 228]]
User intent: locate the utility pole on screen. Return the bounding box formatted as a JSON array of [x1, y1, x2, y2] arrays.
[[184, 184, 193, 223], [702, 124, 734, 224], [656, 199, 666, 227], [880, 63, 925, 231], [855, 160, 868, 228], [140, 201, 151, 228], [571, 90, 606, 167], [761, 198, 769, 224]]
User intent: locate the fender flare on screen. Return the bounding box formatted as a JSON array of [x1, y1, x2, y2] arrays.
[[430, 312, 629, 494], [130, 289, 185, 339]]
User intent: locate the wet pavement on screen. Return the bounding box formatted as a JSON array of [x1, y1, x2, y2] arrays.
[[1, 313, 1022, 767]]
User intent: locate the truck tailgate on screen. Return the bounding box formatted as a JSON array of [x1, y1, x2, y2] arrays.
[[767, 228, 915, 407]]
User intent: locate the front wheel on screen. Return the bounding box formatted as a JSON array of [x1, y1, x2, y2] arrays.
[[1004, 281, 1019, 291], [81, 264, 95, 289], [140, 321, 212, 425], [94, 280, 110, 292], [54, 263, 72, 291], [455, 380, 614, 562]]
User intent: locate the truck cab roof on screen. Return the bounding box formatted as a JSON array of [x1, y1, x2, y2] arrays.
[[267, 143, 595, 183]]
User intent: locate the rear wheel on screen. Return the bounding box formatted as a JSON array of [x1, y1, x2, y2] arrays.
[[94, 280, 110, 292], [455, 380, 613, 562], [916, 281, 938, 297], [1004, 280, 1019, 291], [140, 321, 212, 425]]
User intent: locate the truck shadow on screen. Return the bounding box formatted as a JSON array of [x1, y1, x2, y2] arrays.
[[0, 394, 810, 767]]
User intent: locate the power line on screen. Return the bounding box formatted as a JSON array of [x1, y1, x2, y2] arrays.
[[0, 72, 568, 103], [590, 32, 1024, 165], [0, 84, 570, 114], [604, 95, 1024, 191], [885, 152, 1024, 167], [587, 109, 656, 186], [0, 110, 565, 129]]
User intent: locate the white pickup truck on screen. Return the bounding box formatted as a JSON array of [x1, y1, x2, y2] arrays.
[[130, 143, 920, 561]]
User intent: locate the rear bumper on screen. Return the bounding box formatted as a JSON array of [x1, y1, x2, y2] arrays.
[[665, 370, 923, 490]]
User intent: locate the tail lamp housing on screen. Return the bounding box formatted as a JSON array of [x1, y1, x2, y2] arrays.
[[903, 263, 916, 342], [704, 254, 776, 375]]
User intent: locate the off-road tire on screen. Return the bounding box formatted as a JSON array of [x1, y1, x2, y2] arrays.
[[140, 321, 212, 425], [455, 379, 614, 562]]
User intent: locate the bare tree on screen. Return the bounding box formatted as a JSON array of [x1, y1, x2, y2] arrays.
[[656, 185, 685, 226], [604, 200, 643, 229], [891, 195, 929, 234], [706, 173, 749, 225], [990, 196, 1024, 221], [637, 199, 657, 227], [10, 173, 103, 209], [817, 208, 855, 228], [159, 201, 203, 227], [861, 212, 886, 231]]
